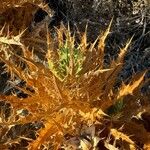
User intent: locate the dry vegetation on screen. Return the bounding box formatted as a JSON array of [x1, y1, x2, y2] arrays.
[[0, 0, 150, 150]]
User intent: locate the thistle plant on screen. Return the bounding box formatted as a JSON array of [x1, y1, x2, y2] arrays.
[[0, 22, 149, 150]]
